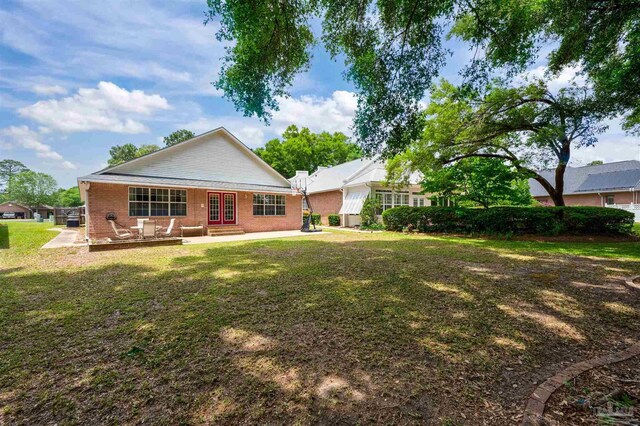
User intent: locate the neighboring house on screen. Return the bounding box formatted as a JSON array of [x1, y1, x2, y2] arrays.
[[78, 128, 302, 239], [0, 201, 53, 219], [292, 158, 425, 227], [529, 160, 640, 220]]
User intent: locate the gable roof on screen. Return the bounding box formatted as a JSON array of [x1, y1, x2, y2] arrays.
[[529, 160, 640, 197], [78, 127, 292, 191], [306, 157, 422, 193]]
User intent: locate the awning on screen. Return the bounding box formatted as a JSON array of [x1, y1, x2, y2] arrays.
[[339, 189, 370, 214]]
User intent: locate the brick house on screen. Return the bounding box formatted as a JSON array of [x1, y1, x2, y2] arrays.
[[78, 128, 302, 239], [0, 201, 53, 219], [529, 160, 640, 220], [292, 158, 426, 227]]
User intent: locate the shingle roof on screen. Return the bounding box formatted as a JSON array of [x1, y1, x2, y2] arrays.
[[77, 173, 293, 194], [305, 159, 370, 193], [306, 158, 422, 193], [529, 160, 640, 197]]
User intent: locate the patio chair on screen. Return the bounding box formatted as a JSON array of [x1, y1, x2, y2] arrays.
[[136, 218, 149, 228], [109, 220, 133, 239], [159, 218, 176, 237], [141, 220, 157, 239]]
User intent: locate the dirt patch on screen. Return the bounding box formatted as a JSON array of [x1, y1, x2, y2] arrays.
[[542, 355, 640, 425]]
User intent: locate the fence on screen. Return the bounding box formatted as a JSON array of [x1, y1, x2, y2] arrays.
[[53, 207, 86, 226], [605, 203, 640, 222]]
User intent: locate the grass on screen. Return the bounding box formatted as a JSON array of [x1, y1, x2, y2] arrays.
[[1, 222, 640, 424]]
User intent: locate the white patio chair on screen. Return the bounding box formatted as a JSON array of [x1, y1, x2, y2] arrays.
[[141, 220, 157, 239], [159, 218, 175, 237], [137, 218, 149, 228], [109, 220, 133, 239]]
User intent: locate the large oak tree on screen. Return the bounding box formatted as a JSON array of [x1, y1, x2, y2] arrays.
[[387, 80, 609, 205], [205, 0, 638, 152]]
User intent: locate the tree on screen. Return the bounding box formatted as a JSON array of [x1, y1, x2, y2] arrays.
[[0, 159, 28, 192], [254, 125, 362, 177], [386, 79, 609, 206], [107, 143, 160, 166], [163, 129, 195, 147], [205, 0, 637, 153], [587, 160, 604, 166], [55, 187, 83, 207], [7, 171, 57, 211], [419, 157, 532, 208]]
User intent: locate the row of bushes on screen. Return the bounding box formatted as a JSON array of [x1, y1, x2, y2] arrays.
[[302, 213, 341, 226], [381, 206, 635, 235]]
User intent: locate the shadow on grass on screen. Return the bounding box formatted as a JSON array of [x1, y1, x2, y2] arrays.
[[0, 224, 8, 249], [2, 237, 640, 424]]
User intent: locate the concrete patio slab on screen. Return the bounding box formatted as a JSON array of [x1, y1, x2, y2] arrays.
[[42, 228, 86, 249], [182, 229, 328, 245]]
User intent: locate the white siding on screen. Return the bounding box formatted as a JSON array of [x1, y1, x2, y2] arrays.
[[108, 131, 287, 187]]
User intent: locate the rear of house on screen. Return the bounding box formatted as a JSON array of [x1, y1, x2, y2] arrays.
[[78, 128, 302, 240], [529, 160, 640, 221], [293, 158, 428, 227]]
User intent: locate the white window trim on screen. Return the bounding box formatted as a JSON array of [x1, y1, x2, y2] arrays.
[[128, 186, 188, 217], [253, 193, 287, 216]]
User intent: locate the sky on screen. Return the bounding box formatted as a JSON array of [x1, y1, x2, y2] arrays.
[[1, 0, 638, 189]]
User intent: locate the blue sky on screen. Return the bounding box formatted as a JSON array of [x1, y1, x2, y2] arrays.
[[1, 0, 638, 188]]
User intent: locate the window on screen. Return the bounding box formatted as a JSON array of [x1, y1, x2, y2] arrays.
[[128, 187, 187, 216], [253, 193, 286, 216], [605, 195, 615, 205], [431, 196, 455, 207], [375, 190, 409, 213], [413, 197, 427, 207]]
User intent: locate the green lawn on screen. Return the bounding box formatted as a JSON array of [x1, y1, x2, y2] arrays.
[[1, 222, 639, 425]]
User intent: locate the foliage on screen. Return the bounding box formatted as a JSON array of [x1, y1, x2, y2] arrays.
[[254, 125, 361, 177], [163, 129, 195, 147], [327, 214, 340, 226], [420, 157, 532, 208], [587, 160, 604, 166], [7, 171, 58, 210], [303, 212, 321, 225], [386, 79, 609, 206], [205, 0, 637, 153], [0, 159, 28, 192], [382, 206, 634, 235], [360, 223, 386, 231], [55, 187, 83, 207], [108, 143, 161, 166], [360, 196, 381, 227]]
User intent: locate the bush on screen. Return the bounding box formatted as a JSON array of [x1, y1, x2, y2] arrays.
[[381, 206, 634, 235], [328, 214, 340, 226], [303, 213, 321, 225]]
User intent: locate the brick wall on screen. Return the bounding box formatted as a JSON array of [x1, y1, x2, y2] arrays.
[[307, 190, 342, 225], [86, 182, 302, 238], [535, 191, 636, 206]]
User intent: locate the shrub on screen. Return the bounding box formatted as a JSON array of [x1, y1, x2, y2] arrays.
[[328, 214, 340, 226], [381, 206, 634, 235], [360, 196, 381, 226], [303, 213, 321, 225]]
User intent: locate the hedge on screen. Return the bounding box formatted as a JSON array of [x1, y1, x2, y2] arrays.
[[328, 214, 340, 226], [381, 206, 634, 235], [303, 213, 321, 225]]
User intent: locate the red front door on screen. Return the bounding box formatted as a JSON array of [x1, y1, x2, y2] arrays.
[[208, 192, 236, 225]]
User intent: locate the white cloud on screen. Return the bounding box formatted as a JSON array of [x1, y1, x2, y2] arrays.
[[271, 90, 357, 135], [32, 84, 67, 96], [0, 125, 77, 169], [518, 65, 588, 93], [18, 81, 171, 133]]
